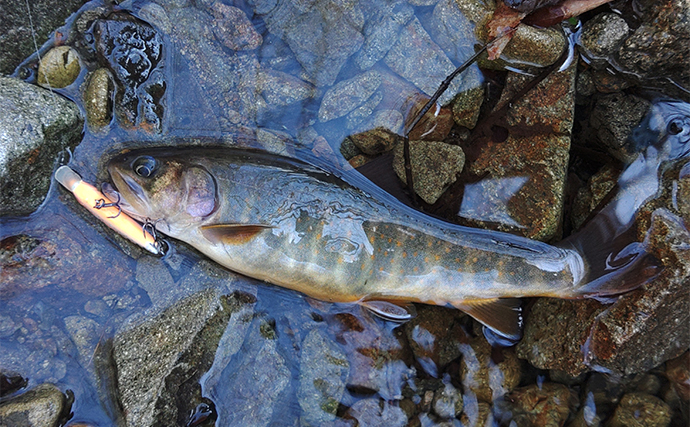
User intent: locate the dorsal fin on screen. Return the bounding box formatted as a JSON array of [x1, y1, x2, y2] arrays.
[[200, 224, 272, 245], [453, 298, 523, 345], [361, 300, 417, 322]]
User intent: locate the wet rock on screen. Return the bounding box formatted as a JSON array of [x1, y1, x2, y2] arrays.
[[93, 14, 165, 131], [393, 140, 465, 205], [0, 0, 87, 75], [503, 25, 566, 68], [589, 94, 651, 162], [205, 316, 291, 427], [432, 377, 463, 419], [332, 312, 414, 401], [258, 0, 364, 87], [349, 127, 399, 156], [459, 336, 522, 403], [0, 383, 68, 427], [608, 392, 672, 427], [345, 91, 384, 131], [518, 203, 690, 376], [298, 328, 348, 425], [0, 371, 27, 397], [82, 68, 114, 131], [459, 399, 492, 427], [354, 0, 414, 70], [385, 17, 467, 106], [503, 0, 560, 14], [319, 70, 382, 122], [63, 316, 101, 370], [429, 0, 479, 66], [403, 305, 469, 376], [113, 288, 252, 427], [258, 69, 315, 106], [209, 2, 262, 51], [0, 77, 83, 216], [407, 104, 455, 142], [166, 7, 262, 128], [579, 13, 629, 63], [665, 351, 690, 401], [497, 383, 577, 427], [570, 164, 618, 231], [346, 398, 407, 427], [616, 0, 690, 90], [37, 46, 81, 89], [461, 61, 575, 240], [452, 86, 484, 129]]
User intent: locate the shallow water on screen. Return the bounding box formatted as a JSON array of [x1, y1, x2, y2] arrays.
[[1, 0, 689, 425]]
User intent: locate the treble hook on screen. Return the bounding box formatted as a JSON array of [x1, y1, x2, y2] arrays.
[[93, 192, 122, 218], [142, 218, 158, 242]]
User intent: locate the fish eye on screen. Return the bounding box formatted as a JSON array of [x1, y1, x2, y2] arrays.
[[667, 119, 685, 135], [132, 156, 158, 178]]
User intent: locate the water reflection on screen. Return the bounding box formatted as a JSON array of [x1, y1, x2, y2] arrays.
[[1, 0, 689, 424]]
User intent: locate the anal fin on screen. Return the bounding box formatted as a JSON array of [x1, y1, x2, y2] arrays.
[[454, 298, 523, 346], [200, 223, 272, 245]]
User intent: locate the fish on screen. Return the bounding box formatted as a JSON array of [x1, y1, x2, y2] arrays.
[[561, 100, 690, 285], [102, 101, 687, 342]]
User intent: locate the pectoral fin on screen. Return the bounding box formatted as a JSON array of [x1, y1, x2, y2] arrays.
[[361, 300, 417, 322], [454, 298, 523, 345], [200, 224, 272, 245]]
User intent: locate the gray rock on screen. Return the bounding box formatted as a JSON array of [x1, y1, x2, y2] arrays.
[[0, 77, 83, 217], [354, 0, 414, 70], [432, 379, 463, 419], [113, 288, 252, 427], [346, 398, 407, 427], [319, 70, 381, 122], [384, 17, 465, 105], [298, 328, 349, 425], [209, 2, 262, 51], [393, 140, 465, 205], [64, 315, 102, 370], [429, 0, 477, 65], [261, 0, 364, 86], [0, 383, 67, 427], [205, 316, 291, 427], [258, 69, 315, 106], [345, 91, 384, 131], [579, 13, 629, 61], [616, 0, 690, 89], [589, 94, 651, 162], [0, 0, 88, 75]]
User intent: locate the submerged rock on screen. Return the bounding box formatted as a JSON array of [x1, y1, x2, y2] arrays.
[[616, 0, 690, 90], [608, 392, 672, 427], [113, 288, 253, 426], [496, 383, 577, 427], [392, 140, 465, 205], [205, 315, 291, 427], [298, 328, 348, 425], [209, 2, 262, 51], [346, 398, 407, 427], [458, 337, 522, 403], [0, 77, 83, 216]]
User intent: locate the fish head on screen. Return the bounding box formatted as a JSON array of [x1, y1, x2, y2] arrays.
[[630, 101, 690, 161], [105, 150, 217, 234]]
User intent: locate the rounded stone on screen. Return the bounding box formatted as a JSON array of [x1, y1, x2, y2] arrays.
[[83, 68, 114, 131], [37, 46, 81, 89], [580, 13, 629, 60]]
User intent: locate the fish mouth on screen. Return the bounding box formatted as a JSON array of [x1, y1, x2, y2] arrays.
[[101, 181, 147, 222]]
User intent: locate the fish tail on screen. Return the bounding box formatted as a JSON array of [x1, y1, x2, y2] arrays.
[[560, 223, 662, 298]]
